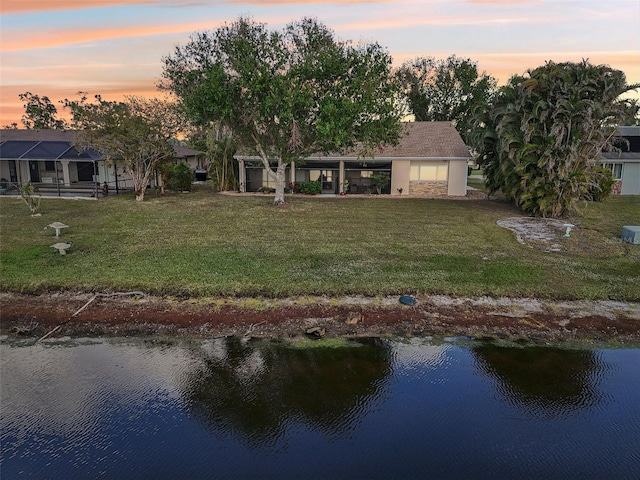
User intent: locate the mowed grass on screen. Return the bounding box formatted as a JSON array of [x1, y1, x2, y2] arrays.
[[1, 185, 639, 300]]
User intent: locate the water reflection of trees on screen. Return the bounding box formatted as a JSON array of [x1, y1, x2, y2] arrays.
[[473, 344, 604, 418], [181, 338, 392, 448]]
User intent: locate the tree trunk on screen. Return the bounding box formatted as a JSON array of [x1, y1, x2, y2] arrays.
[[273, 160, 287, 205], [130, 163, 146, 202], [133, 160, 156, 202]]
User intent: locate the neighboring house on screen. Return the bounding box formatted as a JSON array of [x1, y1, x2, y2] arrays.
[[0, 129, 204, 197], [0, 129, 110, 197], [172, 145, 207, 180], [236, 121, 471, 196], [602, 126, 640, 195]]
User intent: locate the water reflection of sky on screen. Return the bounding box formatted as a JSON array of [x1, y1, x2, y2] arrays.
[[1, 337, 639, 480]]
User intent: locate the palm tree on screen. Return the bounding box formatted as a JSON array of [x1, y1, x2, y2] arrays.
[[206, 124, 238, 191], [470, 60, 639, 217]]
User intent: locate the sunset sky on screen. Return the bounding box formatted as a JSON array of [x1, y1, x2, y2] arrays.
[[1, 0, 639, 127]]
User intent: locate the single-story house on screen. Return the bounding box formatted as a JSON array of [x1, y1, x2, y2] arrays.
[[173, 145, 207, 180], [0, 129, 110, 197], [237, 121, 472, 196], [603, 126, 640, 195], [0, 129, 204, 197]]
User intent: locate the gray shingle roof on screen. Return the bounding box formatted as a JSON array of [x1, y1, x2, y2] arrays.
[[174, 145, 203, 158], [311, 121, 470, 160], [0, 129, 200, 161], [3, 123, 472, 162], [370, 121, 470, 159], [0, 129, 102, 160], [0, 129, 79, 142]]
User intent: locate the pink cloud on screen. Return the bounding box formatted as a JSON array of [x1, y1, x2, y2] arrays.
[[465, 0, 539, 4], [0, 0, 159, 14], [0, 0, 395, 14], [223, 0, 394, 3], [1, 21, 221, 51]]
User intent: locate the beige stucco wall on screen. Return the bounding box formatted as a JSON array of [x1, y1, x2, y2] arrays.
[[447, 160, 468, 196], [393, 159, 468, 197], [391, 160, 410, 195]]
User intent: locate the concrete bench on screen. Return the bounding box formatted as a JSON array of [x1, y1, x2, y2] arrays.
[[621, 226, 640, 245]]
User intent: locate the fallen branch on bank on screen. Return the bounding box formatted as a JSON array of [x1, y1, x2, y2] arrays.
[[244, 321, 266, 337], [36, 291, 146, 343]]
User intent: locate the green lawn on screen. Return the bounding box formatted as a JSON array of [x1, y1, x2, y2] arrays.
[[1, 186, 639, 300]]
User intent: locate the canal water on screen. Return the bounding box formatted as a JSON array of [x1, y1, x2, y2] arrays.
[[1, 336, 639, 479]]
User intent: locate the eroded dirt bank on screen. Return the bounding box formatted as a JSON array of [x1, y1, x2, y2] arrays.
[[2, 292, 639, 345]]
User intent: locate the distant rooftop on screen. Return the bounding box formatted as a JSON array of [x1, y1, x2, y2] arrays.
[[0, 130, 102, 161]]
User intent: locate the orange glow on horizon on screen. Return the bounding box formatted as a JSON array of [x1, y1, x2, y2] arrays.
[[0, 83, 165, 128]]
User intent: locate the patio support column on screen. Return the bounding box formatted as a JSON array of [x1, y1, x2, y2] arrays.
[[238, 158, 246, 192], [55, 160, 61, 196], [16, 161, 29, 187], [114, 163, 120, 193], [60, 160, 71, 186], [93, 161, 99, 197], [290, 161, 296, 187], [339, 160, 345, 193]]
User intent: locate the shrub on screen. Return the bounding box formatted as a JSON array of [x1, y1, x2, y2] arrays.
[[165, 163, 193, 192], [19, 183, 41, 215], [370, 172, 390, 194], [588, 167, 615, 202], [300, 180, 321, 195]]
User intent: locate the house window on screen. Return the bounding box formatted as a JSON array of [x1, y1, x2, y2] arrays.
[[604, 163, 622, 180], [410, 164, 448, 181], [45, 161, 56, 172]]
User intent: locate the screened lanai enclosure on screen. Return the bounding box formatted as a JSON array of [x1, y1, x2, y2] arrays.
[[0, 130, 133, 198], [242, 159, 393, 195]]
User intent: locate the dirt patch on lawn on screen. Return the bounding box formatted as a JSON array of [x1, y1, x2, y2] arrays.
[[496, 216, 631, 258], [497, 217, 571, 252], [1, 292, 638, 345]]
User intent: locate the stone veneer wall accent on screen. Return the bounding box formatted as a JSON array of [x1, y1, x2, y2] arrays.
[[409, 181, 448, 196], [611, 180, 622, 195]]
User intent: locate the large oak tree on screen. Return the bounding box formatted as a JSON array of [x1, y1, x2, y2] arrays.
[[160, 17, 403, 204]]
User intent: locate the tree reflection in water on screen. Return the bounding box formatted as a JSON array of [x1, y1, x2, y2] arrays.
[[181, 337, 392, 448], [473, 344, 604, 418]]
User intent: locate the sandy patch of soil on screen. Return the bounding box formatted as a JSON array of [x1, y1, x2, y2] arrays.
[[497, 217, 572, 252], [1, 292, 638, 344]]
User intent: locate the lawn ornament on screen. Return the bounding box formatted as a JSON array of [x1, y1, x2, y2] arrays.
[[51, 241, 73, 255], [46, 222, 69, 238]]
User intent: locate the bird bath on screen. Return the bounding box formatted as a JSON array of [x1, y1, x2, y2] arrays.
[[51, 241, 72, 255], [46, 222, 68, 238]]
